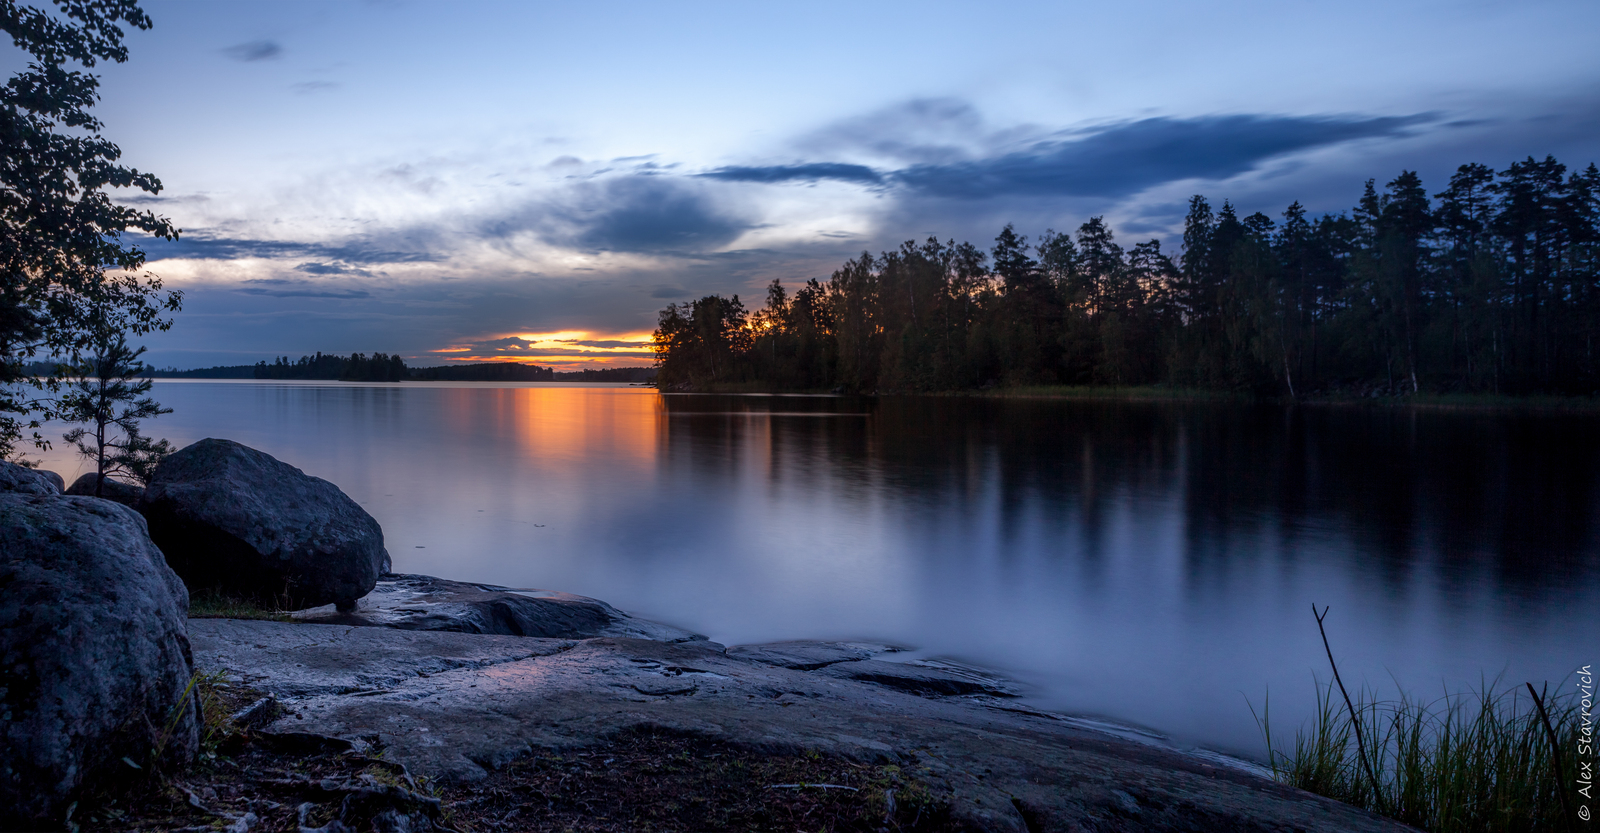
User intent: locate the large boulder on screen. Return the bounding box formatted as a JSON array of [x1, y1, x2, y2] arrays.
[[65, 472, 145, 507], [0, 460, 60, 495], [138, 439, 386, 611], [0, 494, 197, 829]]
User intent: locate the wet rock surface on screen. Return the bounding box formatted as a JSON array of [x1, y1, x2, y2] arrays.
[[291, 573, 707, 642], [0, 494, 197, 829], [191, 620, 1411, 832], [817, 657, 1022, 697], [138, 438, 387, 610], [725, 639, 901, 670]]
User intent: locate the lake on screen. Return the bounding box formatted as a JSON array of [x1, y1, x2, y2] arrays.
[[32, 381, 1595, 759]]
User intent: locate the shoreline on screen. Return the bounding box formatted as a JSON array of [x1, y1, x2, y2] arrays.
[[162, 573, 1413, 832]]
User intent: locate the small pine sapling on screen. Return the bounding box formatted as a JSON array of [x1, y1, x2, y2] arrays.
[[57, 331, 174, 495]]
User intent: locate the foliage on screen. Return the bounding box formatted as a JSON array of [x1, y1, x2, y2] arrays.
[[1255, 678, 1581, 832], [57, 323, 171, 487], [655, 156, 1600, 396], [0, 0, 181, 459], [252, 351, 408, 381]]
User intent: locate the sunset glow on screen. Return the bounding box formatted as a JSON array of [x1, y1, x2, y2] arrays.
[[432, 330, 657, 368]]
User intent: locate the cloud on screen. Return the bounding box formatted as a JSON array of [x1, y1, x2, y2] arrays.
[[141, 232, 444, 266], [650, 285, 688, 299], [694, 110, 1432, 204], [797, 97, 988, 165], [540, 176, 756, 254], [699, 163, 883, 185], [223, 40, 283, 62], [295, 261, 372, 277], [891, 114, 1431, 200]]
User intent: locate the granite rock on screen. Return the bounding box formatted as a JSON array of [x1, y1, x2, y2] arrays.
[[0, 495, 197, 828]]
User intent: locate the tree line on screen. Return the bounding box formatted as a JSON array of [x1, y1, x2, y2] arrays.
[[655, 156, 1600, 397], [251, 352, 409, 382], [146, 358, 657, 383]]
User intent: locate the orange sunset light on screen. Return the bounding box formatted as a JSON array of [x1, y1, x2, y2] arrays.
[[433, 330, 658, 367]]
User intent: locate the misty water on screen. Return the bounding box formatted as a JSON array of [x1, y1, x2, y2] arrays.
[[35, 381, 1594, 759]]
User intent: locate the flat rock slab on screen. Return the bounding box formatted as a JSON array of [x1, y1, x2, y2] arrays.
[[292, 573, 705, 642], [724, 639, 903, 670], [190, 618, 575, 698], [818, 657, 1022, 697], [191, 620, 1411, 832]]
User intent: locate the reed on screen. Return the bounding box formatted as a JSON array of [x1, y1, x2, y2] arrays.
[[1254, 677, 1584, 832]]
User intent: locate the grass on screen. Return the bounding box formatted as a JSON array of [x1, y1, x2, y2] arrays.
[[186, 588, 292, 621], [1254, 676, 1586, 832]]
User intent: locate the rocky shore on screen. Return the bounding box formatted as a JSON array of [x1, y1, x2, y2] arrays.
[[188, 605, 1414, 832], [1, 441, 1416, 832]]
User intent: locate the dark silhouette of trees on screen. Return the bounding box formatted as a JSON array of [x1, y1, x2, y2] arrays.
[[655, 154, 1600, 397], [1, 0, 181, 459], [409, 362, 553, 381], [253, 352, 408, 381]]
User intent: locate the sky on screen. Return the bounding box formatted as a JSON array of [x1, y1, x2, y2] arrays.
[[11, 0, 1600, 368]]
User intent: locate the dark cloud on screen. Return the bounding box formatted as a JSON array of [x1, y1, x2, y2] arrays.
[[295, 262, 371, 277], [141, 232, 443, 265], [889, 114, 1433, 200], [546, 176, 756, 254], [650, 286, 688, 299], [698, 111, 1432, 201], [699, 163, 883, 185], [797, 97, 987, 165], [223, 40, 282, 62]]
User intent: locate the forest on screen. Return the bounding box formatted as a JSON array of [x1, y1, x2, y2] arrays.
[[251, 352, 409, 381], [654, 156, 1600, 396]]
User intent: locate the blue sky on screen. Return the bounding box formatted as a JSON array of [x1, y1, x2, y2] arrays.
[[18, 0, 1600, 367]]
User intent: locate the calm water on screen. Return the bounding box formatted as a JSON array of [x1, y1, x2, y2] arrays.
[[35, 381, 1596, 758]]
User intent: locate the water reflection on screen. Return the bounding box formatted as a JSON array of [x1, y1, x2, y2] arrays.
[[654, 394, 1594, 753], [31, 382, 1593, 758]]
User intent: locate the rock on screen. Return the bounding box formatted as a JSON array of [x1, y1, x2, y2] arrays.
[[0, 460, 60, 494], [292, 574, 707, 642], [138, 438, 387, 611], [65, 472, 146, 506], [0, 494, 197, 829], [817, 657, 1021, 697], [189, 620, 1413, 831], [725, 640, 901, 670]]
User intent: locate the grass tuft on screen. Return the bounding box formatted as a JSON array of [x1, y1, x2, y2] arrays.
[[186, 588, 292, 621], [1254, 677, 1584, 832]]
